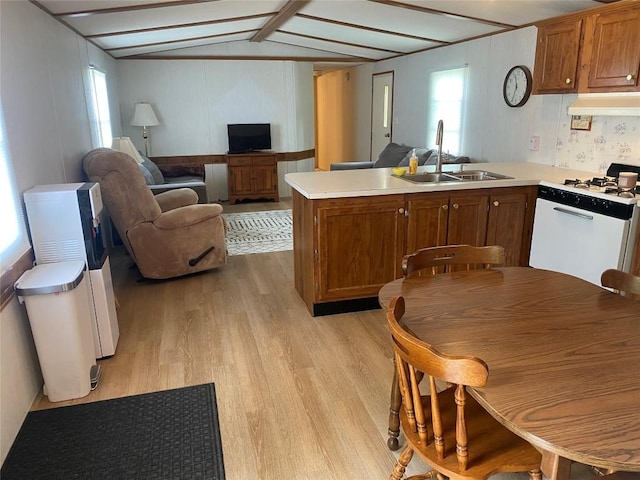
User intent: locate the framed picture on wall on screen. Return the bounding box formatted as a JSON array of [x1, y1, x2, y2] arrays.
[[570, 115, 592, 131]]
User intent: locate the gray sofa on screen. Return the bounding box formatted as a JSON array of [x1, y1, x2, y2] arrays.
[[137, 152, 208, 204], [329, 142, 470, 171]]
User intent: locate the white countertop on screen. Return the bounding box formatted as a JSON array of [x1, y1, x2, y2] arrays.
[[285, 162, 639, 205]]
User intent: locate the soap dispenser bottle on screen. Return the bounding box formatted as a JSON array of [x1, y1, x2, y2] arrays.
[[409, 149, 418, 175]]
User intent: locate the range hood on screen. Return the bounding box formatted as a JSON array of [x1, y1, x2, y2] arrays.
[[567, 92, 640, 116]]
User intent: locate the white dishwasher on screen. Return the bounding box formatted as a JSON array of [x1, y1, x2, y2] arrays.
[[530, 184, 639, 287]]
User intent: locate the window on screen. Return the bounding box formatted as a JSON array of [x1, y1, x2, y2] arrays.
[[427, 66, 468, 156], [88, 66, 112, 148], [0, 105, 30, 275]]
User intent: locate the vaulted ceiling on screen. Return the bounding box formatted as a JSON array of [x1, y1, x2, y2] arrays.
[[35, 0, 615, 70]]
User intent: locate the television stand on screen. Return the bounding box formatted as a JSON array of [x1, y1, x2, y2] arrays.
[[226, 152, 279, 205]]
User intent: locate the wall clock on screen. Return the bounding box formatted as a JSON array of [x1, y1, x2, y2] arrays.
[[503, 65, 532, 107]]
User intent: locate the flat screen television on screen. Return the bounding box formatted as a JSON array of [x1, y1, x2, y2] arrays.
[[227, 123, 271, 154]]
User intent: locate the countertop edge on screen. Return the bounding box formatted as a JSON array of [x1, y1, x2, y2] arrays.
[[284, 162, 573, 200]]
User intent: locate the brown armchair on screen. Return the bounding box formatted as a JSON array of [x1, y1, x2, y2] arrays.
[[83, 148, 227, 279]]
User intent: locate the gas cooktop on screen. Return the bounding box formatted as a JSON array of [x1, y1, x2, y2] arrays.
[[540, 162, 640, 206], [563, 176, 638, 198]]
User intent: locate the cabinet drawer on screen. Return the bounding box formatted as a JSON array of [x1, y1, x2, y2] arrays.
[[254, 156, 275, 166], [229, 157, 252, 166]]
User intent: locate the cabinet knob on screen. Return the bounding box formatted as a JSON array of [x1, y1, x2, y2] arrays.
[[452, 203, 459, 209], [627, 74, 634, 81], [493, 200, 500, 207], [398, 208, 404, 214], [565, 78, 571, 84], [442, 204, 448, 211]]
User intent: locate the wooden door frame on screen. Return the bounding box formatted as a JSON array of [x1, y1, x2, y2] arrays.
[[370, 70, 395, 162]]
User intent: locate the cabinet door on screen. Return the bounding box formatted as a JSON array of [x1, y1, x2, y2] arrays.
[[228, 165, 254, 195], [253, 164, 277, 194], [316, 196, 405, 301], [533, 18, 583, 93], [486, 190, 529, 266], [584, 8, 640, 89], [406, 193, 449, 254], [446, 192, 488, 246]]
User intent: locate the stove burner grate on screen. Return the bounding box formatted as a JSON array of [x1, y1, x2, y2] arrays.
[[564, 178, 590, 188], [590, 177, 617, 187], [562, 177, 637, 198]]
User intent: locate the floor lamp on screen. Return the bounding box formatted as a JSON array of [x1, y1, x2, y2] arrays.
[[130, 103, 159, 157]]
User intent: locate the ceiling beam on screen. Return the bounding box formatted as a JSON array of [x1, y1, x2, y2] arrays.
[[251, 0, 311, 43], [369, 0, 517, 29], [124, 54, 372, 62], [297, 13, 448, 45], [277, 30, 404, 55], [85, 13, 270, 39], [52, 0, 220, 18], [105, 29, 258, 52]]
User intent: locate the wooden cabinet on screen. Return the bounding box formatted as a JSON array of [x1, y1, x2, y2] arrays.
[[315, 195, 405, 303], [533, 3, 640, 94], [405, 191, 488, 252], [405, 194, 449, 253], [580, 7, 640, 91], [632, 226, 640, 277], [227, 153, 278, 204], [407, 188, 533, 265], [533, 18, 583, 94], [293, 186, 536, 315], [447, 191, 489, 246], [486, 189, 534, 267]]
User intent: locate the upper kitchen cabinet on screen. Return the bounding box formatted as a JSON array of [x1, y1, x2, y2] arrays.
[[533, 1, 640, 95], [579, 6, 640, 91], [533, 18, 583, 94]]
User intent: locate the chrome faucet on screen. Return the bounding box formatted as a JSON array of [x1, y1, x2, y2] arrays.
[[435, 119, 444, 174]]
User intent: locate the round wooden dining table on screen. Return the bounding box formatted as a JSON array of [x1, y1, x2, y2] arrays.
[[378, 267, 640, 480]]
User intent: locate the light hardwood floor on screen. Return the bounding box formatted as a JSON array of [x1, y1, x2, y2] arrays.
[[31, 199, 595, 480]]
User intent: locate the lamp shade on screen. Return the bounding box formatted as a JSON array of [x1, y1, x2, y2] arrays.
[[130, 103, 159, 127], [111, 137, 145, 164]]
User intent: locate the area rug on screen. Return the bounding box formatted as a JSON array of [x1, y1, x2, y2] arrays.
[[223, 209, 293, 256], [1, 383, 225, 480]]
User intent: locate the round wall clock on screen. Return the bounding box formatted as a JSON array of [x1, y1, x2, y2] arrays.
[[503, 65, 532, 107]]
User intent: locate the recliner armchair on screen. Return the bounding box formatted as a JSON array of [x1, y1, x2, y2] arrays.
[[83, 148, 227, 279]]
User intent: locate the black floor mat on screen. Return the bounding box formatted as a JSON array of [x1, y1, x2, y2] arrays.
[[1, 383, 225, 480]]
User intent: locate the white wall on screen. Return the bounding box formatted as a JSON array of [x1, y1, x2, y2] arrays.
[[351, 64, 375, 161], [116, 59, 315, 201], [352, 27, 640, 172], [0, 0, 121, 464]]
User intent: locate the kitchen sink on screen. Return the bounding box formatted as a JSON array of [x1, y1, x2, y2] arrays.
[[398, 170, 513, 184], [451, 170, 514, 181], [397, 172, 460, 183]]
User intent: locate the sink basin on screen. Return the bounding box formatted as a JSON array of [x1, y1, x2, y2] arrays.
[[450, 170, 514, 181], [398, 172, 460, 183], [396, 170, 514, 184]]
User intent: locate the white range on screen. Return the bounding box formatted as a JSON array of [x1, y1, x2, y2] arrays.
[[529, 164, 639, 286]]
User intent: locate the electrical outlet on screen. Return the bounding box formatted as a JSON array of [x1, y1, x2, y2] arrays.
[[529, 136, 540, 151]]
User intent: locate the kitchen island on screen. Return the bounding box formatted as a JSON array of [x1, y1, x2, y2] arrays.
[[284, 162, 630, 316]]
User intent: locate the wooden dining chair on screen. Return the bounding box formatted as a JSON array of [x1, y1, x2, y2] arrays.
[[402, 245, 505, 277], [386, 296, 542, 480], [601, 269, 640, 301], [387, 244, 505, 450]]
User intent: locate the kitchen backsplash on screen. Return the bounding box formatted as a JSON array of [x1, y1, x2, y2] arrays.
[[555, 115, 640, 174]]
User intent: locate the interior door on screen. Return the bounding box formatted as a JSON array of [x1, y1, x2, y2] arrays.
[[371, 72, 394, 161]]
